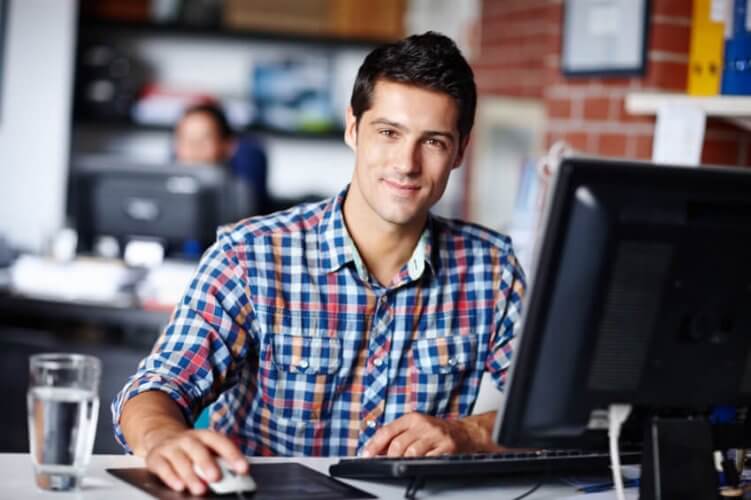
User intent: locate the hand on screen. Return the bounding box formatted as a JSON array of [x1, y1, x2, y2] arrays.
[[142, 428, 249, 496], [362, 412, 493, 458]]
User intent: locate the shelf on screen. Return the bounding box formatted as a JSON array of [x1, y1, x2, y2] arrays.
[[625, 92, 751, 131], [73, 118, 346, 141], [78, 17, 391, 49]]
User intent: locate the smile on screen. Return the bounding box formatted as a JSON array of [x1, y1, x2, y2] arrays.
[[382, 179, 421, 193]]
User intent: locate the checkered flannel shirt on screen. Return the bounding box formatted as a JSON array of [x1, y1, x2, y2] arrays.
[[112, 186, 526, 456]]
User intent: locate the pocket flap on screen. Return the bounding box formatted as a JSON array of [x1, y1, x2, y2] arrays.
[[413, 335, 477, 374], [272, 334, 342, 375]]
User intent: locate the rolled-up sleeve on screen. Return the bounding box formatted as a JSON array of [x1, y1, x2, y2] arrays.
[[485, 249, 526, 391], [112, 229, 257, 452]]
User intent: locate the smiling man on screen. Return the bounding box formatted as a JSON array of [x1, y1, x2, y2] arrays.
[[113, 31, 526, 495]]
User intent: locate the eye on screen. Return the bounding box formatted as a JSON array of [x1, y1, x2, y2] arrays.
[[425, 138, 447, 150], [379, 129, 398, 138]]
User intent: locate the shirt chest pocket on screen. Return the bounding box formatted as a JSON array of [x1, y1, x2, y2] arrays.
[[411, 335, 478, 416], [261, 333, 342, 421]]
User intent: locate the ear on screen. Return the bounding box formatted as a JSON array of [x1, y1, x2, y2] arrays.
[[452, 136, 470, 169], [344, 106, 358, 151]]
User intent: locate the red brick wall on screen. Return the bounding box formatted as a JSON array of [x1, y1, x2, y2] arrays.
[[473, 0, 749, 165]]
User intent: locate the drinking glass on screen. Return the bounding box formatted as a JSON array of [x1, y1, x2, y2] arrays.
[[27, 353, 101, 491]]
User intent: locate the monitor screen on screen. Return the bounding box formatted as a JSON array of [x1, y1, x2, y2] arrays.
[[494, 157, 751, 450], [70, 157, 254, 257]]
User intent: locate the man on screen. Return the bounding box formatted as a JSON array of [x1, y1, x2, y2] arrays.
[[113, 31, 525, 496]]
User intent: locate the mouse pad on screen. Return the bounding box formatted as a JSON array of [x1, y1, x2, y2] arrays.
[[107, 463, 376, 500]]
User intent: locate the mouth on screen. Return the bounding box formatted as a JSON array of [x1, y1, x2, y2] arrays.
[[382, 178, 421, 195]]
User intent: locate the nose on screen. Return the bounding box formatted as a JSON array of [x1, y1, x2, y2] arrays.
[[393, 140, 421, 176]]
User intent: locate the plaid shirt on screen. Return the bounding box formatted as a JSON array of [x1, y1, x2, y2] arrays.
[[113, 187, 525, 456]]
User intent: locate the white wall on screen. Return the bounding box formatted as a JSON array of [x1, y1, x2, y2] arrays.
[[0, 0, 77, 253]]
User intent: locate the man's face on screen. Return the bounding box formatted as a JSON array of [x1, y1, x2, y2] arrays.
[[344, 80, 465, 230], [175, 112, 231, 165]]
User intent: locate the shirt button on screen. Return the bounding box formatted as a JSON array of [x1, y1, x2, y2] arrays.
[[447, 357, 457, 367], [374, 357, 384, 368], [366, 420, 377, 429], [297, 359, 309, 370]]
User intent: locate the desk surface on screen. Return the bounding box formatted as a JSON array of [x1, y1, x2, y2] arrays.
[[0, 454, 629, 500], [0, 255, 196, 332]]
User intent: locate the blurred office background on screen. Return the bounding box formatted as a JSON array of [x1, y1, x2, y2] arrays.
[[1, 0, 750, 453]]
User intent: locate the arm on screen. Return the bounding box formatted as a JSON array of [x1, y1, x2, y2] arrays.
[[121, 391, 190, 457], [113, 232, 256, 494]]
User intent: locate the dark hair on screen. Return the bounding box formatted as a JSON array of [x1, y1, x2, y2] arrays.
[[181, 102, 234, 139], [350, 31, 477, 144]]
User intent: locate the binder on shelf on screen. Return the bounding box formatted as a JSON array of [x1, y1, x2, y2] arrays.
[[688, 0, 726, 95], [722, 0, 751, 95]]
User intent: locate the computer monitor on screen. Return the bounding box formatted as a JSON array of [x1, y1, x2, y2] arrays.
[[494, 157, 751, 498], [70, 157, 255, 258]]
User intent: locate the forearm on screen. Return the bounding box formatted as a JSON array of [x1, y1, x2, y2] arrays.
[[456, 411, 500, 453], [120, 391, 191, 457]]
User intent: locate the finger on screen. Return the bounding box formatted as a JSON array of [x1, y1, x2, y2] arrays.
[[180, 436, 222, 482], [402, 436, 434, 457], [424, 444, 456, 457], [164, 448, 207, 496], [396, 423, 456, 457], [194, 431, 249, 474], [427, 425, 461, 455], [386, 429, 425, 457], [363, 414, 415, 457], [146, 454, 185, 492]]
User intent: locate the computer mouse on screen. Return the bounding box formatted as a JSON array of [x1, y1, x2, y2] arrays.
[[193, 458, 257, 495]]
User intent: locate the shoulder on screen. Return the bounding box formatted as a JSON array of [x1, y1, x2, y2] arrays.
[[217, 196, 331, 246], [431, 215, 514, 254], [431, 215, 525, 285]]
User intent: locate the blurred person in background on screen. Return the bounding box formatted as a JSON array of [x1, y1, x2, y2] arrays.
[[175, 102, 269, 214]]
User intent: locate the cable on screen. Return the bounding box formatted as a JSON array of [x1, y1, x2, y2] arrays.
[[510, 481, 543, 500], [404, 476, 425, 499], [608, 404, 633, 500]]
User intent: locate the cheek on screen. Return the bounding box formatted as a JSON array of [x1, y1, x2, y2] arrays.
[[360, 137, 393, 165], [356, 148, 384, 182], [427, 162, 455, 194]]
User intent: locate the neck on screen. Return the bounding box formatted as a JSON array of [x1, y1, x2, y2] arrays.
[[342, 186, 426, 287]]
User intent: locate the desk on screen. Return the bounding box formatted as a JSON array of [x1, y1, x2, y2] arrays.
[[0, 255, 196, 332], [0, 454, 612, 499], [0, 291, 171, 332]]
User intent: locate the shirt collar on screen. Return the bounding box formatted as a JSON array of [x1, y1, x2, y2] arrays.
[[317, 186, 437, 280]]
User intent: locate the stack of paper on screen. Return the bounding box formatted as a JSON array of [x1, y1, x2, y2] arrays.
[[137, 260, 197, 309], [9, 255, 137, 305]]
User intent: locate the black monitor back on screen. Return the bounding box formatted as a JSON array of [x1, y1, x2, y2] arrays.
[[71, 157, 253, 255], [496, 157, 751, 449]]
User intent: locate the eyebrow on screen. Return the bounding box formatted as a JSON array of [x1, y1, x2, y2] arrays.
[[369, 118, 456, 143]]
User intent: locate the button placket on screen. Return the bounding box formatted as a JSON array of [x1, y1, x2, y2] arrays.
[[360, 293, 391, 439]]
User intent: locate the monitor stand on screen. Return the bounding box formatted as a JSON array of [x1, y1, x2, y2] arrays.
[[640, 417, 717, 500]]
